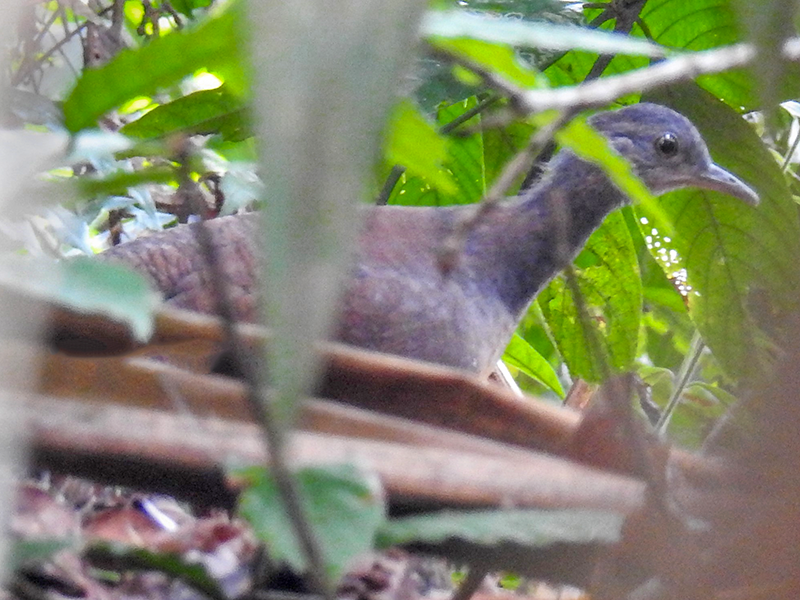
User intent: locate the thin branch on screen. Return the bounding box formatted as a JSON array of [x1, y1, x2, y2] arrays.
[[437, 110, 571, 273], [174, 141, 333, 600], [583, 0, 648, 81], [782, 129, 800, 172], [440, 37, 800, 118], [12, 3, 116, 86], [439, 93, 501, 135], [451, 567, 488, 600], [656, 330, 704, 435], [519, 43, 758, 114], [375, 165, 405, 205]]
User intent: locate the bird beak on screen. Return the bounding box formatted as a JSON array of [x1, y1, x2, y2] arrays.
[[696, 163, 760, 206]]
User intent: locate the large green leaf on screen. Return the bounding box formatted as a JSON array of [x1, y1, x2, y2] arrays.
[[120, 86, 251, 141], [544, 0, 763, 113], [640, 0, 753, 110], [384, 100, 457, 195], [388, 98, 486, 206], [63, 2, 247, 132], [0, 257, 156, 343], [502, 333, 565, 397], [482, 119, 533, 190], [539, 211, 641, 382], [377, 508, 623, 548], [237, 464, 385, 581], [643, 85, 800, 378], [429, 38, 540, 88], [543, 17, 649, 91]]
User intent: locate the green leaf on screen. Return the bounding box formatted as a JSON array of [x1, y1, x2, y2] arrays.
[[482, 119, 534, 190], [63, 2, 247, 132], [377, 508, 624, 548], [384, 101, 457, 195], [85, 543, 227, 600], [539, 211, 641, 382], [411, 55, 485, 113], [422, 10, 667, 57], [0, 257, 156, 342], [121, 87, 251, 141], [639, 0, 755, 110], [170, 0, 212, 17], [11, 539, 72, 571], [643, 85, 800, 378], [77, 166, 176, 197], [237, 464, 385, 581], [219, 163, 264, 215], [502, 333, 565, 397], [543, 0, 761, 112], [389, 98, 486, 206], [430, 38, 540, 88]]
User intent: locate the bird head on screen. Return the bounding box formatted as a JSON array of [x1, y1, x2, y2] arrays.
[[589, 103, 759, 206]]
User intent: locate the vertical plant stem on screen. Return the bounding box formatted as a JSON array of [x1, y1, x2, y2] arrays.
[[376, 165, 405, 205], [657, 330, 704, 435], [175, 143, 333, 600], [782, 125, 800, 172], [451, 567, 488, 600]]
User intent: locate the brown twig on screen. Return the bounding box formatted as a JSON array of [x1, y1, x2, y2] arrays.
[[437, 111, 572, 274], [173, 139, 333, 599], [451, 567, 488, 600], [12, 2, 116, 87], [583, 0, 649, 81], [376, 165, 405, 206]]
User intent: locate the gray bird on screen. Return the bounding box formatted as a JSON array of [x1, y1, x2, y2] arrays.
[[101, 103, 759, 375]]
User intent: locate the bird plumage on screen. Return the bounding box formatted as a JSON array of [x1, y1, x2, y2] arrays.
[[100, 103, 758, 374]]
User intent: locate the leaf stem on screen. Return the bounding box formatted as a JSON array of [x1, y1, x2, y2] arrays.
[[376, 165, 405, 205], [656, 330, 704, 435], [782, 127, 800, 172], [451, 567, 488, 600]]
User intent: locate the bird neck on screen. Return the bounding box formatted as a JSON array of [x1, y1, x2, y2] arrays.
[[467, 152, 627, 318]]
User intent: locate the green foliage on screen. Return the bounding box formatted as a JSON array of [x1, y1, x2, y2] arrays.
[[377, 508, 624, 548], [12, 0, 800, 583], [0, 257, 156, 342], [383, 100, 457, 195], [643, 85, 800, 378], [76, 166, 176, 197], [120, 86, 251, 141], [387, 98, 486, 206], [11, 539, 72, 571], [63, 2, 248, 132], [640, 0, 754, 109], [539, 212, 642, 382], [502, 333, 565, 397], [58, 259, 157, 342], [84, 543, 226, 600], [430, 38, 541, 88], [170, 0, 213, 18], [237, 464, 385, 581]]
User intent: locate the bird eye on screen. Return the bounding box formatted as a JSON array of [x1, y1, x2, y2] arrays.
[[655, 133, 679, 157]]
